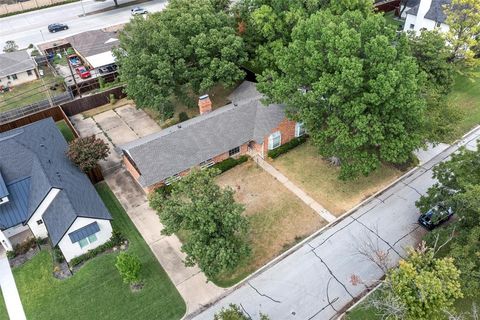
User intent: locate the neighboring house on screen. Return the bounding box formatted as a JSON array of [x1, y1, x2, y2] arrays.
[[0, 118, 112, 261], [399, 0, 421, 18], [66, 29, 119, 70], [122, 81, 306, 193], [0, 50, 38, 88], [404, 0, 451, 33]]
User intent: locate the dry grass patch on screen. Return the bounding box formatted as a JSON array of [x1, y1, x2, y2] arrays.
[[213, 160, 326, 286], [272, 141, 403, 216]]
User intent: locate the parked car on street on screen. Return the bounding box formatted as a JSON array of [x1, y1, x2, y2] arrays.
[[418, 205, 454, 230], [68, 54, 81, 67], [48, 23, 69, 33], [98, 64, 118, 74], [131, 7, 148, 15], [75, 66, 91, 79]]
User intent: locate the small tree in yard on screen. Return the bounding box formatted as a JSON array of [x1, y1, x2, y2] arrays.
[[3, 40, 18, 53], [67, 136, 110, 172], [150, 168, 250, 280], [115, 253, 142, 286], [214, 304, 270, 320]]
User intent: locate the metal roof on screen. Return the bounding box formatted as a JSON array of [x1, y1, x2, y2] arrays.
[[68, 221, 100, 243], [121, 81, 286, 187], [0, 170, 8, 198], [0, 178, 31, 230]]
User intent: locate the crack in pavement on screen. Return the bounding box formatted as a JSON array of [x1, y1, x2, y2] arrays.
[[401, 181, 424, 196], [239, 303, 253, 319], [310, 217, 356, 250], [326, 277, 338, 312], [307, 299, 338, 320], [391, 225, 421, 248], [308, 243, 355, 299], [247, 282, 281, 303], [349, 216, 404, 259]]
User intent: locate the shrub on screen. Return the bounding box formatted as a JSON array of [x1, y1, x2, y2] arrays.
[[178, 111, 189, 122], [115, 253, 141, 285], [12, 237, 37, 256], [211, 155, 248, 173], [53, 247, 65, 263], [268, 136, 307, 159], [66, 47, 75, 55], [109, 93, 117, 105], [69, 231, 126, 267]]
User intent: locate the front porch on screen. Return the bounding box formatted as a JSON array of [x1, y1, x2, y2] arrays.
[[0, 227, 34, 252]]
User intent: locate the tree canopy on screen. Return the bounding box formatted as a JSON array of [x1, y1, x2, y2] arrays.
[[257, 9, 426, 179], [417, 142, 480, 296], [150, 168, 250, 279], [3, 40, 18, 53], [67, 136, 110, 172], [116, 0, 247, 118], [384, 244, 463, 320]]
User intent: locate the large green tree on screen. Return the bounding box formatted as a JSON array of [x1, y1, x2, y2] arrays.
[[116, 0, 247, 118], [257, 10, 426, 179], [150, 168, 250, 279], [444, 0, 480, 65], [417, 142, 480, 296], [386, 245, 462, 320]]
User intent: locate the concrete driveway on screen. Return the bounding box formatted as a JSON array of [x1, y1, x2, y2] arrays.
[[192, 127, 480, 320], [0, 250, 26, 320], [71, 104, 160, 173]]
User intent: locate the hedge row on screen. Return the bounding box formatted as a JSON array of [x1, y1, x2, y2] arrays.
[[211, 155, 248, 173], [69, 230, 126, 267], [268, 136, 308, 159]]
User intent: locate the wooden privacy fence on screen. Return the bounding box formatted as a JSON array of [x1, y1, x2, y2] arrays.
[[0, 0, 73, 16], [61, 86, 126, 116]]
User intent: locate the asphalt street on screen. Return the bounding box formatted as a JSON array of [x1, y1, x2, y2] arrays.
[[192, 126, 480, 320], [0, 0, 167, 49]]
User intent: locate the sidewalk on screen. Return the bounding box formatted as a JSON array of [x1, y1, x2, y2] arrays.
[[0, 252, 26, 320], [253, 156, 337, 222], [105, 168, 226, 315]]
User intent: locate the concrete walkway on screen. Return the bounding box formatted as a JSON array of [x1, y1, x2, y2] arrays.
[[253, 156, 336, 222], [105, 168, 226, 314], [0, 252, 26, 320]]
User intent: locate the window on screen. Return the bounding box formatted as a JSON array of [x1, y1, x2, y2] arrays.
[[36, 219, 43, 225], [78, 238, 89, 248], [409, 24, 415, 29], [295, 122, 306, 137], [199, 158, 214, 169], [165, 174, 181, 185], [78, 233, 98, 249], [229, 146, 240, 156], [6, 75, 10, 80], [11, 74, 17, 80], [436, 22, 441, 28], [268, 131, 281, 150], [27, 70, 33, 76]]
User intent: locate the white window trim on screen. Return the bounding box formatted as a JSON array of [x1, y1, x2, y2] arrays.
[[78, 233, 98, 249], [295, 122, 305, 138], [268, 131, 281, 150]]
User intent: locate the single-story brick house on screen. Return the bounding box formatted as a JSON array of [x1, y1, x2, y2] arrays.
[[0, 50, 38, 88], [121, 81, 306, 192], [0, 118, 112, 262]]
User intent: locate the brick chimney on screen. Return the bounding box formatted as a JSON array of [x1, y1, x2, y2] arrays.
[[198, 94, 212, 115]]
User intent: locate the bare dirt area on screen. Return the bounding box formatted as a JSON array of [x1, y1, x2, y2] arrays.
[[214, 160, 327, 286], [272, 141, 404, 216]]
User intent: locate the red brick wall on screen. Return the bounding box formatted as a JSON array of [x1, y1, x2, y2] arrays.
[[262, 119, 297, 156], [123, 155, 140, 181]]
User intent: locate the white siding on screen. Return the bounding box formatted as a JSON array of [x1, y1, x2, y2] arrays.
[[0, 229, 13, 251], [58, 217, 113, 262], [0, 69, 37, 87], [27, 188, 60, 239], [3, 223, 30, 238], [403, 0, 450, 34]]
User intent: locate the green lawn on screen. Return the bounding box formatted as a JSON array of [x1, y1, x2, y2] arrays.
[[56, 120, 76, 142], [13, 183, 186, 320], [0, 291, 7, 319], [448, 67, 480, 139], [0, 68, 65, 113]]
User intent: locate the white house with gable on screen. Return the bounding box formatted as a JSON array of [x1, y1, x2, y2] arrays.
[[403, 0, 451, 33]]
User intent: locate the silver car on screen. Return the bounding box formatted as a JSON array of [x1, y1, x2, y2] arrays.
[[131, 7, 148, 15]]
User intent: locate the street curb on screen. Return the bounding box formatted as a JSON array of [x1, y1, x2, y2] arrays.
[[186, 125, 480, 319]]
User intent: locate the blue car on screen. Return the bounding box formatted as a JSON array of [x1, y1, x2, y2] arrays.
[[418, 205, 454, 230], [48, 23, 68, 33]]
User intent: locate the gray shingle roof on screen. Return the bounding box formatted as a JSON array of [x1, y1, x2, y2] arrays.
[[66, 30, 119, 58], [68, 221, 100, 243], [0, 178, 30, 230], [406, 0, 451, 23], [425, 0, 450, 23], [0, 50, 36, 78], [122, 81, 286, 187], [0, 118, 111, 245]]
